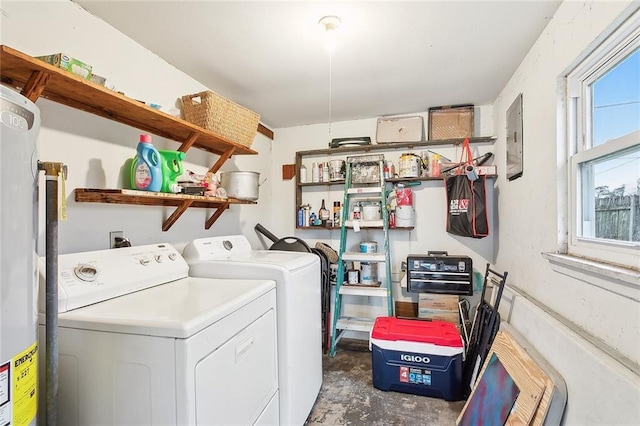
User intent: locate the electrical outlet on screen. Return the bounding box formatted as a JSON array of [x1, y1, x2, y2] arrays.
[[109, 231, 124, 249]]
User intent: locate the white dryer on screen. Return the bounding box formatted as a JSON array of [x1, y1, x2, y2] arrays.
[[38, 243, 278, 426], [183, 235, 322, 426]]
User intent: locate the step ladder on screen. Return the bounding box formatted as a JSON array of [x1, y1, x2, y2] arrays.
[[330, 154, 393, 357]]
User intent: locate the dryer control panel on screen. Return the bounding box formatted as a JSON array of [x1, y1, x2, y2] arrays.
[[39, 243, 188, 313]]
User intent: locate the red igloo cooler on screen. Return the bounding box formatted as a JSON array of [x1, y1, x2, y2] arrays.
[[370, 316, 464, 401]]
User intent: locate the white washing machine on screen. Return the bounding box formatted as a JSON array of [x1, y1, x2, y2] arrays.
[[38, 243, 279, 426], [183, 235, 322, 426]]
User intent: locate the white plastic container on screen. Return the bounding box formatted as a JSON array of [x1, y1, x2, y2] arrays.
[[396, 205, 414, 227], [362, 201, 381, 221]]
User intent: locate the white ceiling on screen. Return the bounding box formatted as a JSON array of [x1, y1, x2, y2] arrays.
[[75, 0, 561, 129]]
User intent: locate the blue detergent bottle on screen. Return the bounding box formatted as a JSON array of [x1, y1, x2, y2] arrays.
[[132, 134, 162, 192]]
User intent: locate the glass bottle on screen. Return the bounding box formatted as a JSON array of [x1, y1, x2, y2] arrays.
[[319, 199, 330, 226]]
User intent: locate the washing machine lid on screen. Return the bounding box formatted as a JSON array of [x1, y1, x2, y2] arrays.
[[56, 277, 275, 338], [183, 235, 317, 272]]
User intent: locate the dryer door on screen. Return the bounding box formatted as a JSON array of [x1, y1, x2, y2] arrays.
[[176, 289, 278, 425]]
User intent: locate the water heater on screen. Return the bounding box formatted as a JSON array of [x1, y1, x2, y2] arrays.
[[0, 85, 40, 426]]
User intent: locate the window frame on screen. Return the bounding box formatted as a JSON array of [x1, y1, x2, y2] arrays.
[[565, 10, 640, 270]]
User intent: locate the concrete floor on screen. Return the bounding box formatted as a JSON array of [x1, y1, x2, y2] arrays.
[[305, 340, 465, 425]]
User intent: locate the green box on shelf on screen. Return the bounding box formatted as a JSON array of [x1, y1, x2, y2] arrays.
[[36, 53, 92, 80]]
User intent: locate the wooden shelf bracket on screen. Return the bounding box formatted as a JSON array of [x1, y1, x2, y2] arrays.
[[205, 202, 230, 229], [162, 199, 194, 232], [22, 70, 50, 102], [178, 132, 199, 152], [208, 147, 236, 174]]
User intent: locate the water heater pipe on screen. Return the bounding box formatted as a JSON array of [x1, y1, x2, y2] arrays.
[[38, 161, 65, 426]]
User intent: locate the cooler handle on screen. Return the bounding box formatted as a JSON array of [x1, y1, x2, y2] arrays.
[[427, 251, 448, 256]]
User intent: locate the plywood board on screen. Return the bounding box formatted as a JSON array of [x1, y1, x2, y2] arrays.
[[458, 329, 548, 425], [458, 353, 520, 426]]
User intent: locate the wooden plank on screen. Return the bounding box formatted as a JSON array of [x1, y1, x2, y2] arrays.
[[21, 70, 50, 102], [457, 329, 549, 426], [208, 147, 235, 174], [205, 202, 230, 229], [295, 136, 497, 157], [74, 188, 255, 209], [394, 301, 418, 318], [258, 123, 274, 139], [163, 200, 193, 232], [178, 132, 199, 152], [0, 45, 257, 156]]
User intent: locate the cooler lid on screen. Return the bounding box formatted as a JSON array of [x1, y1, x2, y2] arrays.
[[371, 316, 462, 348]]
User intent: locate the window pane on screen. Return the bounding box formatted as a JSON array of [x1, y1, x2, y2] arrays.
[[591, 48, 640, 147], [580, 145, 640, 242]]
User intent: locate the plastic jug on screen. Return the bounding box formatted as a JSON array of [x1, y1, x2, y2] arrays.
[[131, 134, 162, 191], [159, 150, 186, 193]]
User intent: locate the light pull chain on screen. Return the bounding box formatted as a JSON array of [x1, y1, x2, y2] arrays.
[[328, 50, 333, 139]]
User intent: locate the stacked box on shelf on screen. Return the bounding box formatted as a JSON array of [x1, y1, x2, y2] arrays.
[[418, 294, 460, 330]]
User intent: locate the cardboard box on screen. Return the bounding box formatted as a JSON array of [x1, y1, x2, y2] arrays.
[[418, 308, 460, 325], [418, 294, 460, 311], [428, 105, 473, 140], [36, 53, 92, 80]]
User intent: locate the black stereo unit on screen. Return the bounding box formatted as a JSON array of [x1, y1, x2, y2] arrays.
[[406, 251, 473, 296]]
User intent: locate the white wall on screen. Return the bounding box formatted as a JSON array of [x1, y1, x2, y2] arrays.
[[0, 0, 273, 254], [491, 0, 639, 372], [488, 1, 640, 421]]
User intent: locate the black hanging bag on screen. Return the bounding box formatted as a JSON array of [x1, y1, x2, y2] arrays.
[[444, 139, 489, 238]]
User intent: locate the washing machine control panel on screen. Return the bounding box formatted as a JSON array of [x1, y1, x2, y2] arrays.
[[183, 235, 253, 260], [40, 243, 189, 313]]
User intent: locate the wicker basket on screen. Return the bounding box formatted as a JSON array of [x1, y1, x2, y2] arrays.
[[181, 90, 260, 148]]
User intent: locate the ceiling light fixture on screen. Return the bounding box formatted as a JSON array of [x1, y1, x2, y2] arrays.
[[319, 15, 341, 53]]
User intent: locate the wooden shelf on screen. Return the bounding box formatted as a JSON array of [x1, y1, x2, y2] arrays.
[[294, 137, 497, 230], [75, 189, 255, 231], [295, 226, 414, 231], [296, 136, 496, 157], [0, 45, 261, 156], [387, 174, 497, 183], [0, 45, 267, 231], [299, 180, 346, 187]]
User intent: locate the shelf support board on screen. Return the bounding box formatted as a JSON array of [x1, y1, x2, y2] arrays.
[[205, 202, 230, 229], [178, 132, 199, 152], [21, 70, 50, 102], [257, 123, 274, 140], [208, 147, 236, 173], [162, 199, 194, 232]]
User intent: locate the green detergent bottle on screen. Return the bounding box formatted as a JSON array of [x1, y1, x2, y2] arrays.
[[159, 150, 186, 193]]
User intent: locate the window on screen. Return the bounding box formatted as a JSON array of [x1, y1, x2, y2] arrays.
[[566, 10, 640, 270]]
